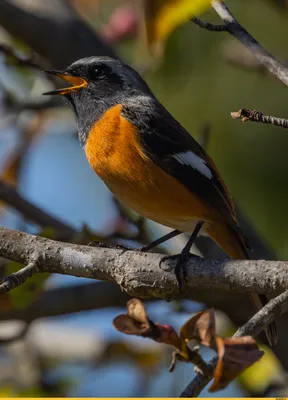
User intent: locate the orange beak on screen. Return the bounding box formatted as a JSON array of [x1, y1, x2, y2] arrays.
[[43, 70, 88, 95]]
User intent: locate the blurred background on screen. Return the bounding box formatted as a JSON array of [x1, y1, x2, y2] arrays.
[[0, 0, 288, 397]]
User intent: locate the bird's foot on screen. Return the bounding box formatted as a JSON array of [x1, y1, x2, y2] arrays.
[[160, 253, 201, 295], [160, 253, 189, 293]]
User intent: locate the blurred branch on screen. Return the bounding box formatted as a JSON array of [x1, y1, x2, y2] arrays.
[[0, 282, 129, 322], [192, 1, 288, 86], [231, 108, 288, 128], [0, 180, 75, 238], [0, 322, 29, 344], [0, 0, 115, 69], [220, 39, 267, 73], [0, 227, 288, 298], [0, 43, 46, 70], [180, 289, 288, 397]]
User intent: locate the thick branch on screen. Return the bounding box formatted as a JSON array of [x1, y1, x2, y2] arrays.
[[0, 227, 288, 299], [231, 108, 288, 128], [180, 289, 288, 397]]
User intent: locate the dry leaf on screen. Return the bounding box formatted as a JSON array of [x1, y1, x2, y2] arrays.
[[113, 299, 161, 338], [127, 298, 149, 324], [113, 299, 181, 346], [144, 0, 212, 55], [209, 336, 264, 392], [113, 301, 265, 389], [180, 309, 216, 349], [113, 314, 151, 336]]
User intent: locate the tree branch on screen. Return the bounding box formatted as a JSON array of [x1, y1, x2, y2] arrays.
[[0, 227, 287, 299], [192, 1, 288, 86], [191, 17, 227, 32], [0, 260, 39, 293], [0, 0, 115, 69], [0, 43, 46, 70], [231, 108, 288, 128], [180, 289, 288, 397]]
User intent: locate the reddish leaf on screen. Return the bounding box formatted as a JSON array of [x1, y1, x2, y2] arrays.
[[100, 6, 139, 44], [209, 336, 264, 392], [113, 299, 153, 337], [155, 323, 182, 350], [180, 309, 216, 349], [113, 314, 150, 336]]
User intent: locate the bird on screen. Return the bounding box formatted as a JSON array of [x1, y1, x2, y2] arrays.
[[43, 56, 277, 346]]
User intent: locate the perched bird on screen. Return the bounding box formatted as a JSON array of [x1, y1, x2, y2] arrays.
[[44, 56, 277, 346]]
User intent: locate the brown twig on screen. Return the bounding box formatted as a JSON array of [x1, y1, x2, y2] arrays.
[[231, 108, 288, 128], [180, 289, 288, 397], [0, 261, 39, 293], [191, 17, 227, 32]]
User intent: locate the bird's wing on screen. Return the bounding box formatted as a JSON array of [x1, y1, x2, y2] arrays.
[[121, 98, 238, 227]]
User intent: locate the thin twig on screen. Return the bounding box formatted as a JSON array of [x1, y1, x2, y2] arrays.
[[211, 1, 288, 86], [191, 17, 227, 32], [231, 108, 288, 128], [187, 347, 213, 376], [192, 1, 288, 86], [180, 289, 288, 397], [0, 261, 39, 294]]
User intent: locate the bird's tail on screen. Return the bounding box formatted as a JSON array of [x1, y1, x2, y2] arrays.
[[206, 221, 278, 347]]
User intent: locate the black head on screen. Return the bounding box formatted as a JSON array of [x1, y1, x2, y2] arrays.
[[43, 56, 153, 145], [44, 56, 153, 100]]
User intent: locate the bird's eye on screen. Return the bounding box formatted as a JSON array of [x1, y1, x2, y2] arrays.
[[91, 65, 105, 79]]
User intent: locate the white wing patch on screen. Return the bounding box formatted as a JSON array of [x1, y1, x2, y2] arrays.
[[173, 151, 213, 179]]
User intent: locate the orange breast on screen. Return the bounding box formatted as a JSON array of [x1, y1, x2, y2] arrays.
[[84, 105, 217, 230]]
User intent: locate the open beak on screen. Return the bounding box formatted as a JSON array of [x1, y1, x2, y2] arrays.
[[43, 70, 88, 95]]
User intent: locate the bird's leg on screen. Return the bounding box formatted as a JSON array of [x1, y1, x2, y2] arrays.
[[139, 229, 182, 252], [90, 229, 182, 255], [161, 221, 204, 292]]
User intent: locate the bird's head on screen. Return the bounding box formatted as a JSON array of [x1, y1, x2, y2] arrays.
[[43, 56, 152, 102]]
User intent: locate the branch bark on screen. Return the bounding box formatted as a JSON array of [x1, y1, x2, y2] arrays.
[[231, 108, 288, 128], [0, 227, 288, 299]]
